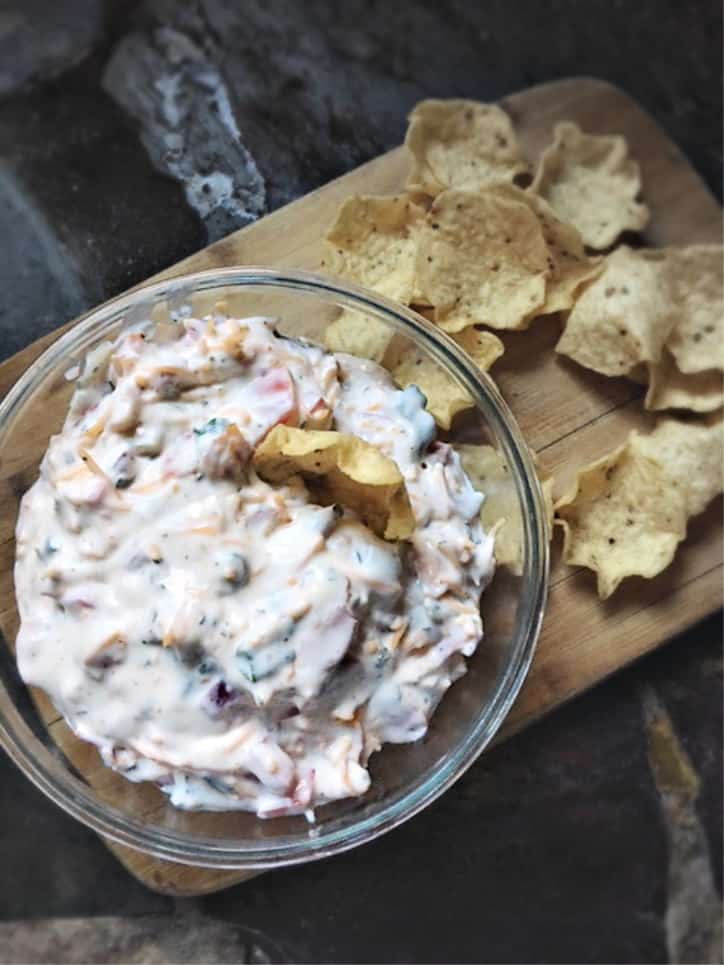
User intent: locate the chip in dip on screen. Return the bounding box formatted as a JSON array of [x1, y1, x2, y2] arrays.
[[14, 315, 495, 817]]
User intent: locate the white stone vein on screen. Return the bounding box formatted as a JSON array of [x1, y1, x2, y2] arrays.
[[0, 914, 281, 963], [103, 27, 266, 243], [642, 684, 723, 964]]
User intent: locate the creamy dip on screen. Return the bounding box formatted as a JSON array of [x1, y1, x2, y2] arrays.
[[14, 313, 494, 817]]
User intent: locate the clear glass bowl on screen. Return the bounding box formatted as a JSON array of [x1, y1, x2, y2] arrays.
[[0, 268, 548, 869]]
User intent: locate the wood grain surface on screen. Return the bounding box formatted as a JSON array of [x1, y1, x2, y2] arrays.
[[0, 78, 721, 896]]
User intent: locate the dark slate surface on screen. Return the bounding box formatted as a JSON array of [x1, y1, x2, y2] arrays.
[[0, 2, 721, 962]]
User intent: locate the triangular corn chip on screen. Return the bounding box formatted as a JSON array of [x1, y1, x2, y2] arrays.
[[405, 99, 527, 197], [556, 247, 673, 376], [458, 444, 554, 575], [662, 244, 723, 374], [253, 426, 414, 540], [490, 184, 603, 314], [325, 310, 392, 363], [452, 327, 505, 371], [323, 194, 425, 303], [415, 189, 549, 332], [555, 437, 687, 599], [645, 350, 724, 413], [531, 121, 649, 249], [633, 414, 723, 517], [387, 328, 503, 430]]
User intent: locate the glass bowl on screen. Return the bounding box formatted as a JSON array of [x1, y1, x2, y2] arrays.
[[0, 267, 548, 869]]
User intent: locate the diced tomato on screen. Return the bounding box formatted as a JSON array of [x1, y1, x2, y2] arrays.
[[248, 367, 299, 439]]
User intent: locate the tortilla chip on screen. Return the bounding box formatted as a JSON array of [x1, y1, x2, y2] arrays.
[[633, 414, 723, 517], [554, 439, 687, 599], [252, 426, 414, 540], [415, 189, 549, 332], [645, 350, 724, 413], [458, 444, 523, 572], [556, 247, 673, 376], [453, 327, 505, 371], [525, 194, 602, 314], [458, 445, 554, 575], [325, 310, 392, 363], [531, 122, 649, 250], [405, 99, 528, 197], [490, 184, 603, 314], [662, 245, 723, 374], [388, 348, 470, 430], [388, 328, 503, 430], [323, 194, 425, 303]]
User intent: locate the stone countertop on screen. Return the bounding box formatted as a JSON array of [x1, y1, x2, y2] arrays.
[[0, 1, 721, 962]]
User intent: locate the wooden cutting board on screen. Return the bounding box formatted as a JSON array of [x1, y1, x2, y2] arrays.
[[0, 78, 721, 896]]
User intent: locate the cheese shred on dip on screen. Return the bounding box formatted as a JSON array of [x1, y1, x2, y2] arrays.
[[15, 314, 494, 817]]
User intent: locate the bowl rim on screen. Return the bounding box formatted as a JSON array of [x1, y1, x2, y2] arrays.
[[0, 266, 549, 869]]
